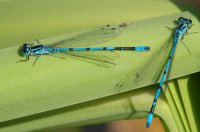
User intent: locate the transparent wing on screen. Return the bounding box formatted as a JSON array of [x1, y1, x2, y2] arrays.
[[114, 35, 174, 93], [61, 51, 120, 68], [48, 23, 131, 48]]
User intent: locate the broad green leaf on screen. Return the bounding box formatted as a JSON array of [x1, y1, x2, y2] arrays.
[[0, 0, 199, 131]]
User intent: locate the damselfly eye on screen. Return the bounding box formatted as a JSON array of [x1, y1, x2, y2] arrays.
[[188, 20, 192, 24], [178, 17, 184, 22], [21, 43, 31, 55], [18, 45, 25, 57]]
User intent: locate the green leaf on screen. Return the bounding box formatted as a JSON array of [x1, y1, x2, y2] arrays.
[[0, 0, 200, 131]]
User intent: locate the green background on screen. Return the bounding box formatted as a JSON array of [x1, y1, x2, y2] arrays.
[[0, 0, 200, 131]]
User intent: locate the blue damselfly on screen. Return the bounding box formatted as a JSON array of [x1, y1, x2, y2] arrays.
[[17, 23, 150, 67], [115, 17, 193, 127]]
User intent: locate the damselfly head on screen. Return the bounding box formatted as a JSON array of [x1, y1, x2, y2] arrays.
[[21, 43, 32, 55], [178, 17, 192, 26]]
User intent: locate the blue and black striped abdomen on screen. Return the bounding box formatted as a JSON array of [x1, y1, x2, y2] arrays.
[[47, 46, 150, 53]]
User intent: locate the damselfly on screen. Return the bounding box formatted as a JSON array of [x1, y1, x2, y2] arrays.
[[17, 23, 150, 67], [115, 17, 193, 127], [145, 17, 193, 128]]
